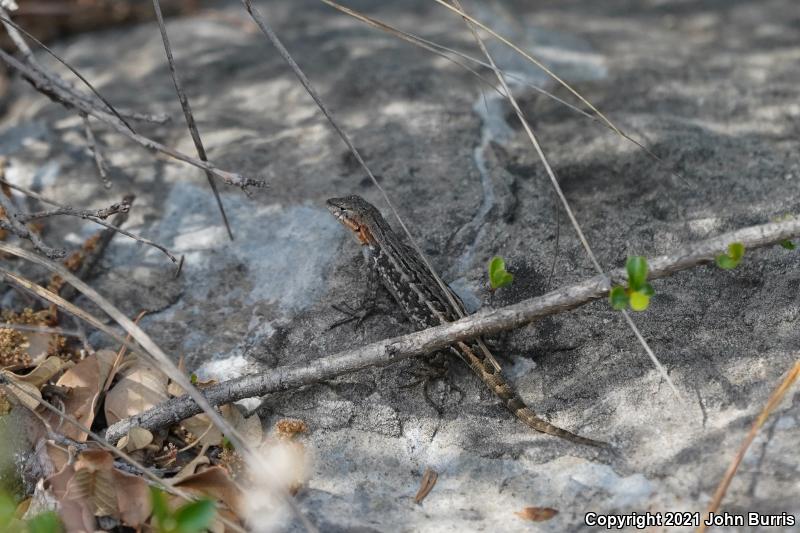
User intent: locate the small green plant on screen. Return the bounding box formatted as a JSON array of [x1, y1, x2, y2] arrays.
[[488, 256, 513, 290], [779, 239, 796, 250], [715, 242, 745, 270], [150, 488, 215, 533], [609, 256, 655, 312], [0, 490, 62, 533]]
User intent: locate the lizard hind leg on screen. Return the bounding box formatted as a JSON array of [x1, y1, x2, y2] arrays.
[[399, 353, 464, 415]]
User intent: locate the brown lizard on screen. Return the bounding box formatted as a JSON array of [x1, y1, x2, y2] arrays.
[[327, 194, 606, 447]]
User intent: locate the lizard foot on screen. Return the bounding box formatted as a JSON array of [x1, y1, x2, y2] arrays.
[[399, 358, 464, 415], [328, 301, 376, 330]]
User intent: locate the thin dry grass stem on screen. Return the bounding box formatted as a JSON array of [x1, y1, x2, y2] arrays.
[[0, 13, 135, 133], [151, 0, 234, 241], [451, 0, 683, 401], [0, 322, 80, 337], [320, 0, 689, 187], [0, 190, 65, 258], [0, 48, 262, 189], [0, 243, 312, 533], [81, 113, 112, 189], [696, 359, 800, 533], [431, 0, 621, 136], [102, 310, 149, 396], [104, 217, 800, 440], [0, 178, 178, 263], [0, 248, 250, 452], [16, 198, 130, 222], [0, 267, 150, 359], [0, 376, 246, 533], [0, 5, 35, 62], [239, 0, 500, 373]]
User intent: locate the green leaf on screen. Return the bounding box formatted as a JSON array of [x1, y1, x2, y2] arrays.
[[640, 282, 655, 297], [150, 487, 174, 532], [488, 256, 514, 290], [780, 239, 796, 250], [190, 373, 198, 385], [609, 286, 629, 310], [0, 491, 15, 527], [727, 242, 744, 261], [174, 499, 215, 533], [629, 291, 651, 311], [26, 512, 62, 533], [626, 256, 648, 291], [715, 255, 737, 270]]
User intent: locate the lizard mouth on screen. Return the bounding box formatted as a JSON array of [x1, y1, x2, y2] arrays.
[[328, 204, 361, 233]]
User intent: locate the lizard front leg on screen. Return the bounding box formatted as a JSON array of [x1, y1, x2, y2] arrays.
[[329, 247, 386, 329]]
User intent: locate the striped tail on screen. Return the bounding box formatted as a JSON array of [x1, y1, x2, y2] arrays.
[[452, 340, 607, 448]]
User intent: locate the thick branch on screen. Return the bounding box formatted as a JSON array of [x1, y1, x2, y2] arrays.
[[104, 217, 800, 443]]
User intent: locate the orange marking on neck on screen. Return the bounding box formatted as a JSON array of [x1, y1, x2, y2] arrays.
[[357, 225, 373, 245]]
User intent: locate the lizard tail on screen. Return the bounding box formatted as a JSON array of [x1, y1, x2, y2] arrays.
[[454, 341, 608, 448]]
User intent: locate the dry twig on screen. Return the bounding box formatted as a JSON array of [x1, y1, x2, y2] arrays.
[[0, 45, 262, 189], [151, 0, 234, 240]]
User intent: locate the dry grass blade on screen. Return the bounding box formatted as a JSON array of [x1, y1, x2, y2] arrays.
[[104, 217, 800, 441], [0, 244, 250, 453], [320, 0, 688, 186], [0, 322, 80, 337], [0, 178, 178, 263], [0, 242, 316, 532], [0, 48, 262, 189], [0, 13, 135, 133], [0, 256, 306, 532], [696, 358, 800, 533], [241, 0, 500, 371], [451, 0, 682, 401], [431, 0, 622, 137], [0, 375, 246, 533], [151, 0, 234, 241]]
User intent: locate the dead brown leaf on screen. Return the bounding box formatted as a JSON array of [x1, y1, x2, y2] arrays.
[[173, 443, 211, 480], [170, 465, 244, 517], [18, 356, 71, 388], [0, 370, 43, 410], [414, 467, 438, 504], [516, 506, 559, 521], [51, 349, 116, 441], [116, 426, 154, 452], [105, 358, 168, 425], [47, 449, 150, 529], [182, 413, 223, 447]]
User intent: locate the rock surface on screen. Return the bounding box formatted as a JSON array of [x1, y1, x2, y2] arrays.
[[1, 0, 798, 530]]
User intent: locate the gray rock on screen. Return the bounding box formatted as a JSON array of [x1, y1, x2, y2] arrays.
[[1, 0, 798, 530]]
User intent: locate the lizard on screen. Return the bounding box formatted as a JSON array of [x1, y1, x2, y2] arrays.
[[327, 194, 606, 448]]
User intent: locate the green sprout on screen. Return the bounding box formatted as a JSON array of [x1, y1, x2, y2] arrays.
[[0, 490, 61, 533], [779, 239, 796, 250], [609, 256, 655, 312], [150, 488, 215, 533], [715, 242, 745, 270], [488, 256, 514, 290]]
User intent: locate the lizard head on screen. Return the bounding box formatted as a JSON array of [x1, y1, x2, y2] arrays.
[[326, 195, 381, 245]]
